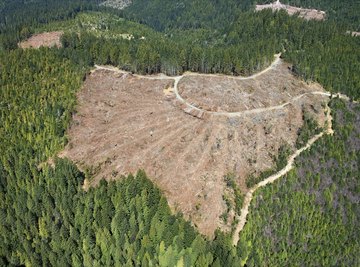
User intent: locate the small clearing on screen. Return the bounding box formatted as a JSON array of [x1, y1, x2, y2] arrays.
[[59, 56, 331, 237], [256, 0, 326, 21], [346, 31, 360, 37], [100, 0, 132, 10], [18, 31, 63, 49]]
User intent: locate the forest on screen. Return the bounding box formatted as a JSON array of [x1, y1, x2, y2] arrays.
[[0, 0, 359, 266]]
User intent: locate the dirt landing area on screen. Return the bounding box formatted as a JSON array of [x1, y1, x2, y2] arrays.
[[19, 31, 63, 49], [256, 1, 326, 21], [100, 0, 132, 10], [59, 61, 329, 237], [346, 31, 360, 37]]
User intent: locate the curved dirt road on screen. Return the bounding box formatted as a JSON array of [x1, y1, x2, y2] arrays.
[[232, 106, 334, 245]]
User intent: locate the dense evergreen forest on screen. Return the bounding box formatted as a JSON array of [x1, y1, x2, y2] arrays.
[[0, 0, 359, 266], [123, 0, 254, 31]]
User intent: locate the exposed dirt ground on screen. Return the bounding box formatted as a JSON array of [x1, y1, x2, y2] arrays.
[[347, 31, 360, 37], [256, 1, 326, 21], [18, 31, 63, 49], [178, 62, 324, 113], [59, 58, 329, 236], [100, 0, 132, 10]]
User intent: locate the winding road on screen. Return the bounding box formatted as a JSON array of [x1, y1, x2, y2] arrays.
[[232, 106, 334, 245]]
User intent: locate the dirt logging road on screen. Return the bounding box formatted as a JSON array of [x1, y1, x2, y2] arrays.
[[232, 106, 334, 245]]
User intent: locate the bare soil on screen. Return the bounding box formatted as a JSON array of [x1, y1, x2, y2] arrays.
[[59, 60, 329, 237], [100, 0, 132, 10], [256, 1, 326, 21], [19, 31, 63, 49], [178, 62, 324, 113], [346, 31, 360, 37]]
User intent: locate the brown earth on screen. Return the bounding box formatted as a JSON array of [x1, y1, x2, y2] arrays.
[[100, 0, 132, 10], [256, 1, 326, 21], [178, 62, 324, 113], [19, 31, 63, 49], [59, 59, 329, 237]]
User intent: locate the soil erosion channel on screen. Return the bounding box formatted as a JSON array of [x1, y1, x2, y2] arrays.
[[60, 55, 334, 237]]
